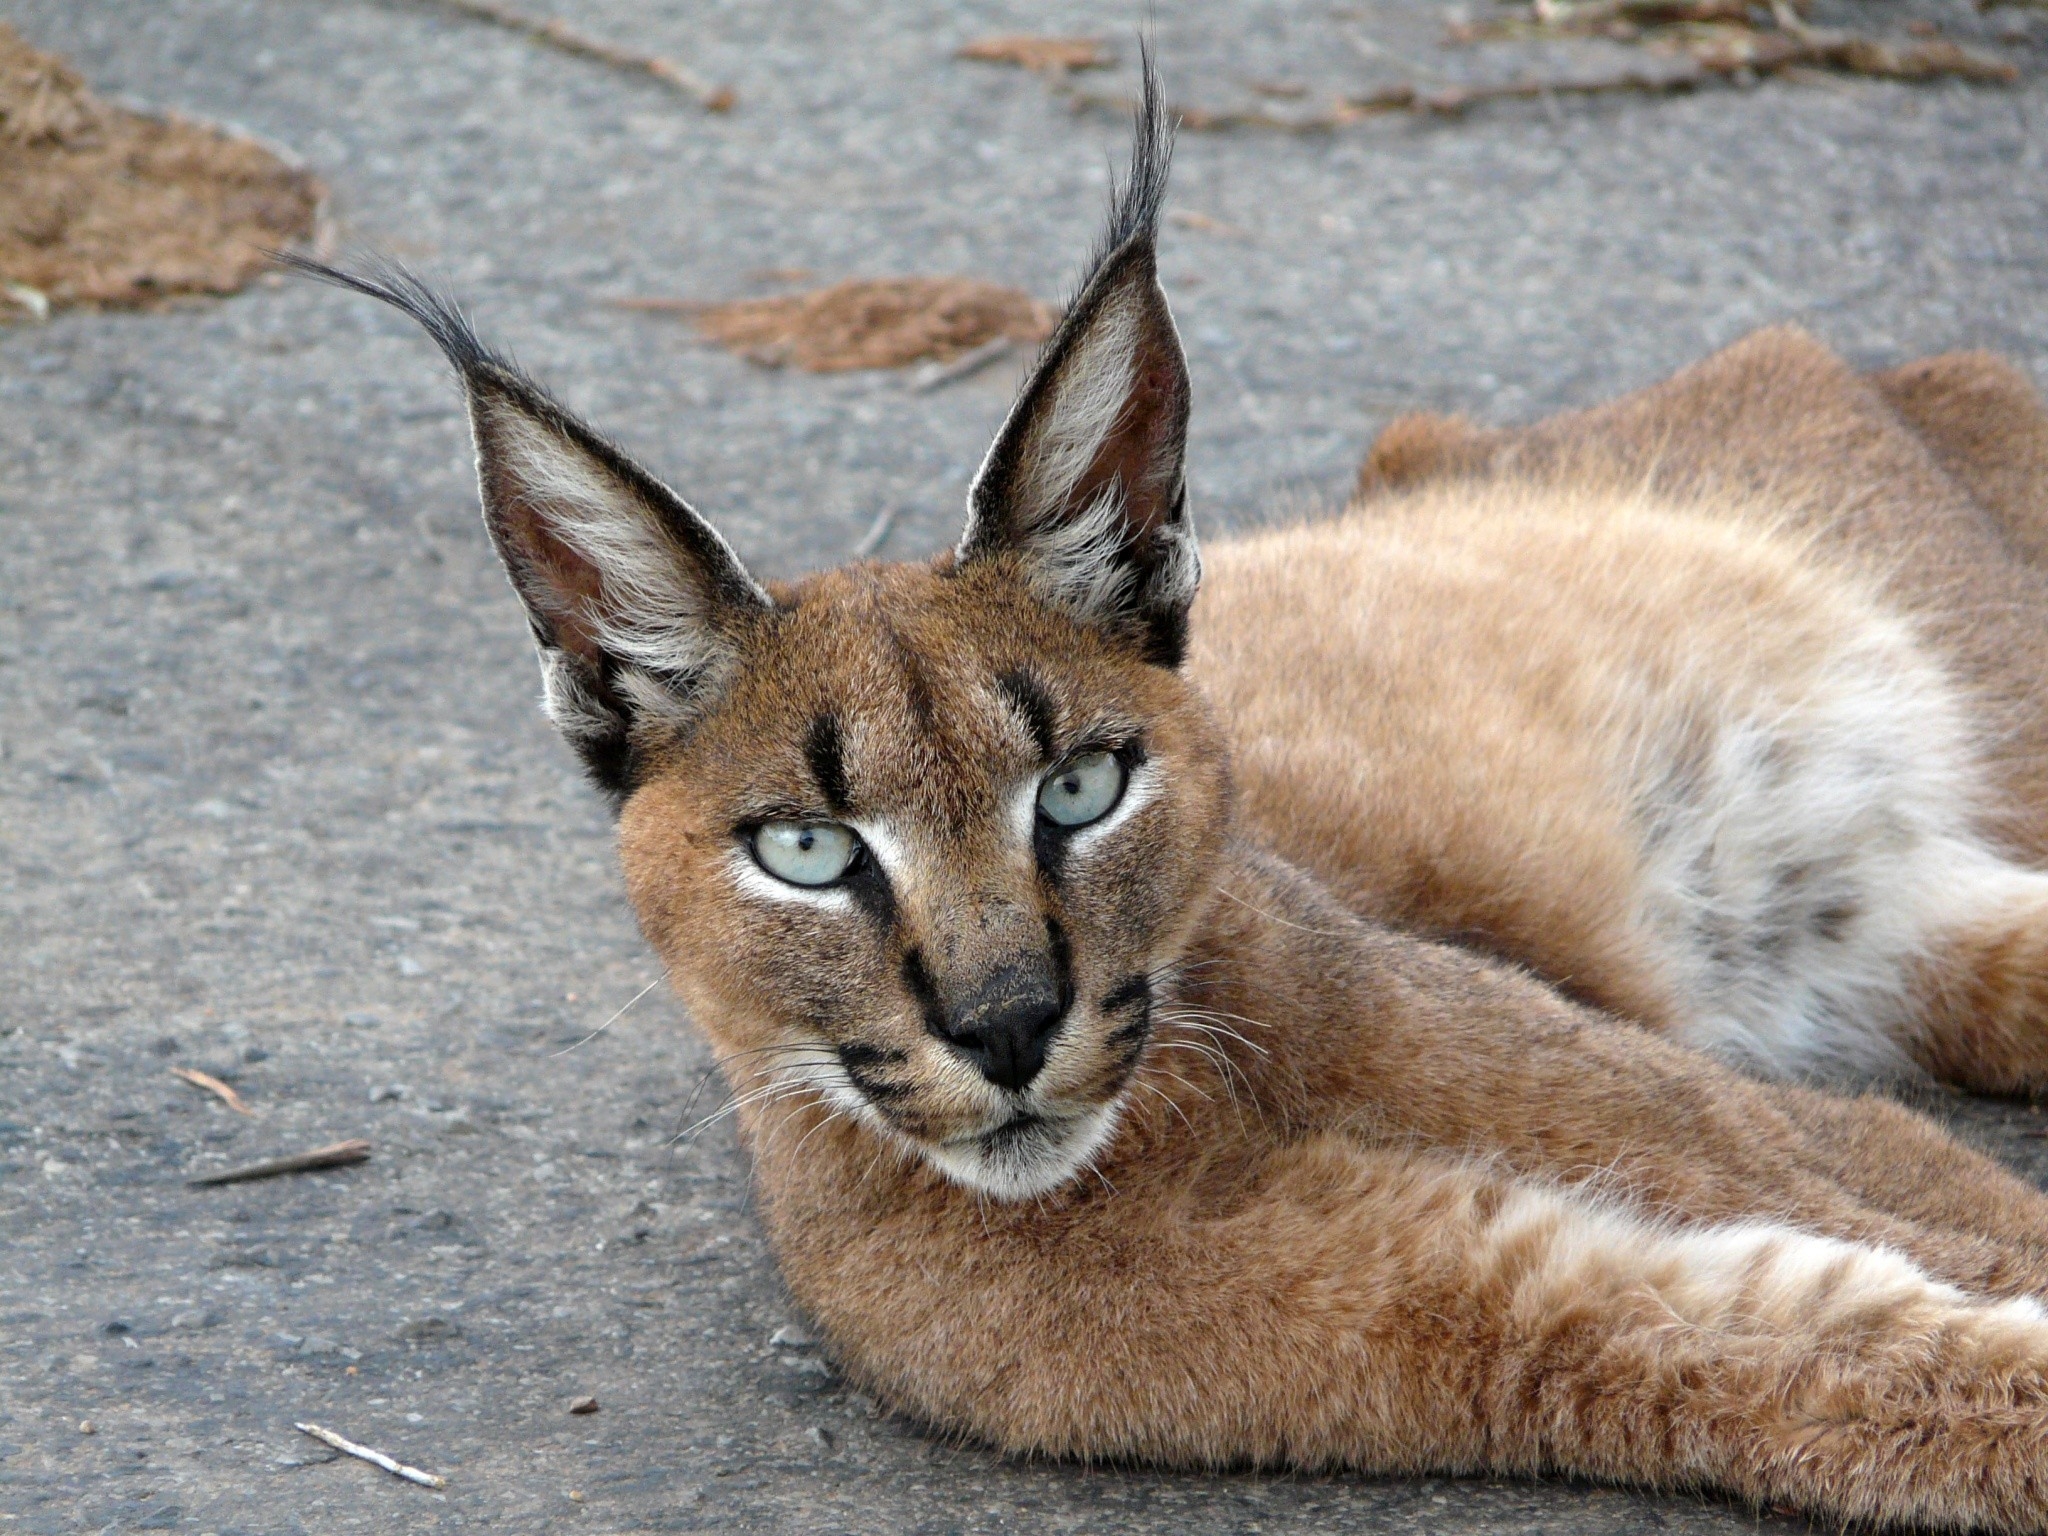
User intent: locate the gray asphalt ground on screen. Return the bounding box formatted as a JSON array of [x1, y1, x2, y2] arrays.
[[6, 1, 2048, 1532]]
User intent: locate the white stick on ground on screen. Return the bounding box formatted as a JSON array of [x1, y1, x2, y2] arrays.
[[908, 336, 1015, 393], [293, 1422, 447, 1489], [852, 506, 899, 559]]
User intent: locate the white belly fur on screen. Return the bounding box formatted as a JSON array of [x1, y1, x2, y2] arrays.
[[1624, 582, 2033, 1079]]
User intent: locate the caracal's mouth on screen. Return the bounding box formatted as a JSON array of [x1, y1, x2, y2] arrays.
[[917, 1099, 1125, 1201]]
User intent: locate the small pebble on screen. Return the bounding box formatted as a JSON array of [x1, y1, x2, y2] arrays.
[[569, 1396, 599, 1415], [343, 1011, 381, 1028], [808, 1425, 835, 1450], [369, 1084, 407, 1104], [78, 1420, 95, 1435], [768, 1324, 815, 1350], [567, 1489, 585, 1503]]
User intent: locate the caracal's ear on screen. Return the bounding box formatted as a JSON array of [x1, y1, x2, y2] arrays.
[[958, 54, 1197, 667], [278, 255, 772, 801]]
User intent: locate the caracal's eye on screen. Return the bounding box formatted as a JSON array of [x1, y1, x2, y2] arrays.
[[753, 821, 860, 886], [1037, 751, 1125, 828]]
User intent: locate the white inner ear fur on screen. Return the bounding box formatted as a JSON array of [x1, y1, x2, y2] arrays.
[[487, 407, 764, 724], [1023, 487, 1143, 619], [1012, 289, 1142, 532]]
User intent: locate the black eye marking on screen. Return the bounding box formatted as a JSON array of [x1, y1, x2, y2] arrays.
[[805, 713, 850, 814], [995, 669, 1059, 762], [840, 846, 895, 930]]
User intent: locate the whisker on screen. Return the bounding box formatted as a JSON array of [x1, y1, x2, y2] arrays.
[[549, 975, 663, 1057], [670, 1041, 840, 1135], [1141, 1063, 1214, 1104], [673, 1065, 841, 1144], [1157, 1010, 1270, 1056], [1132, 1078, 1196, 1136]]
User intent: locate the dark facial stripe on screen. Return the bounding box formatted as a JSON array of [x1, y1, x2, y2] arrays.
[[901, 947, 950, 1042], [1046, 915, 1075, 1014], [1102, 972, 1152, 1055], [1101, 973, 1151, 1016], [837, 1041, 908, 1070], [995, 669, 1059, 762], [805, 713, 850, 813], [883, 620, 938, 733]]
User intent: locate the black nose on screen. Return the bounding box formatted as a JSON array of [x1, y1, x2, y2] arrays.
[[941, 961, 1064, 1091]]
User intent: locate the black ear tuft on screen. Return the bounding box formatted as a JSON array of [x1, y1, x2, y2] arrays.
[[282, 253, 771, 803], [1077, 42, 1174, 300], [957, 52, 1198, 667]]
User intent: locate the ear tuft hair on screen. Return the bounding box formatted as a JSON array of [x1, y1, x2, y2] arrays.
[[957, 51, 1197, 666], [282, 252, 771, 803], [1080, 42, 1174, 297]]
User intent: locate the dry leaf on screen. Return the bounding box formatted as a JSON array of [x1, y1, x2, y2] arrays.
[[956, 35, 1115, 73], [0, 24, 322, 314], [691, 277, 1056, 373], [170, 1065, 254, 1115]]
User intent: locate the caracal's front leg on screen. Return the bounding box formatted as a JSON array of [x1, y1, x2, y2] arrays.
[[770, 1128, 2048, 1533]]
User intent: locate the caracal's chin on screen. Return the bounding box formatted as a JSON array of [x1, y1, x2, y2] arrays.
[[914, 1099, 1126, 1201]]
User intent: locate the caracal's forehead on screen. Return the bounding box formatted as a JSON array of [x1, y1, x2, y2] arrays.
[[682, 560, 1154, 820]]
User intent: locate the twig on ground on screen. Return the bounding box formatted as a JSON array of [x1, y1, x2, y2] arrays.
[[607, 296, 704, 315], [187, 1139, 371, 1186], [1038, 0, 2013, 134], [852, 506, 899, 559], [171, 1065, 255, 1116], [293, 1422, 445, 1488], [1057, 20, 2013, 133], [1444, 0, 2016, 84], [414, 0, 734, 110], [3, 282, 50, 320], [907, 335, 1014, 392], [1170, 210, 1252, 239]]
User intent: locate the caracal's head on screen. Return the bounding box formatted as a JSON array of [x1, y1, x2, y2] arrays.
[[297, 72, 1228, 1199]]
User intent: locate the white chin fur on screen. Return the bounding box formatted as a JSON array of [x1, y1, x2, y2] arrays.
[[916, 1100, 1125, 1201]]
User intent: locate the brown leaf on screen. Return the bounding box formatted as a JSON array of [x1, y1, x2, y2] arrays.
[[956, 35, 1114, 73], [690, 277, 1056, 373], [0, 24, 322, 314]]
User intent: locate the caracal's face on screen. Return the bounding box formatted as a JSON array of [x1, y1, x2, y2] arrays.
[[619, 556, 1230, 1198]]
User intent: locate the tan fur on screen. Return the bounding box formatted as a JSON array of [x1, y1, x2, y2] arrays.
[[598, 329, 2048, 1530]]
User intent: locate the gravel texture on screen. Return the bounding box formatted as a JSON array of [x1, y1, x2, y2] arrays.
[[4, 1, 2048, 1532]]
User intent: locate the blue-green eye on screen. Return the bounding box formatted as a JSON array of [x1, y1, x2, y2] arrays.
[[1037, 751, 1125, 828], [753, 822, 859, 886]]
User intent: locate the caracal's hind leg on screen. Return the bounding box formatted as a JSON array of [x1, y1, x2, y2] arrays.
[[1908, 868, 2048, 1095]]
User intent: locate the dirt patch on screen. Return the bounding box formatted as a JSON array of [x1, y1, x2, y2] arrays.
[[0, 23, 323, 316], [685, 277, 1057, 372]]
